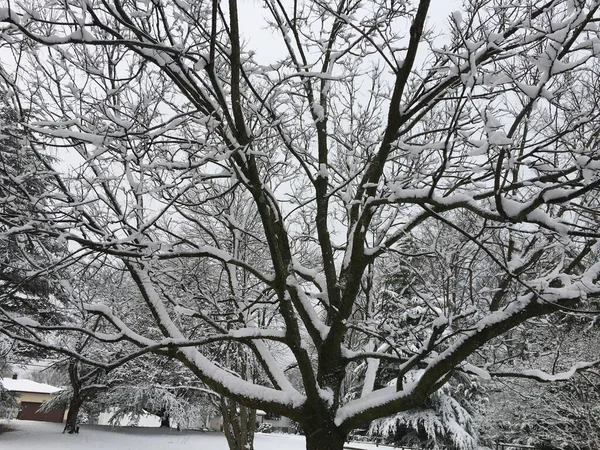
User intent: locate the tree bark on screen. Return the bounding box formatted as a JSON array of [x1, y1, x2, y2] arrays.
[[304, 424, 346, 450], [63, 395, 82, 434], [160, 413, 170, 428], [221, 397, 256, 450], [63, 359, 82, 434]]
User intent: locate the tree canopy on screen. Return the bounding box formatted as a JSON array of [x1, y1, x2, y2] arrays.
[[1, 0, 600, 449]]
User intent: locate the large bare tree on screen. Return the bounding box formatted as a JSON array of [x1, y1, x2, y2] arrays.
[[1, 1, 600, 449]]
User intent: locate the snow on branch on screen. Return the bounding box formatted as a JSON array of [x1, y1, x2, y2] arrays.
[[334, 384, 415, 428], [252, 340, 301, 395], [178, 345, 306, 411], [286, 273, 330, 342], [360, 341, 381, 397], [84, 303, 157, 347], [229, 327, 286, 341], [489, 359, 600, 382], [2, 0, 600, 443]]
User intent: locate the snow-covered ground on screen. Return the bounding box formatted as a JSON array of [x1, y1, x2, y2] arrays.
[[0, 420, 397, 450]]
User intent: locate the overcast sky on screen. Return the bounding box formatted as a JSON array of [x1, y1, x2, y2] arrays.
[[235, 0, 462, 66]]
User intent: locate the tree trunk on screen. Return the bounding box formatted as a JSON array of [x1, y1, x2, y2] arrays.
[[63, 395, 82, 434], [304, 424, 346, 450], [158, 408, 170, 427], [220, 397, 256, 450], [63, 359, 83, 434]]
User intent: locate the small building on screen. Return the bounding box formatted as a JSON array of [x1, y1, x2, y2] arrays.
[[261, 411, 293, 433], [1, 376, 65, 423], [208, 409, 269, 432]]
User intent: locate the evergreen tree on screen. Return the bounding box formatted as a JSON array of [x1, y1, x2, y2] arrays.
[[0, 96, 61, 316]]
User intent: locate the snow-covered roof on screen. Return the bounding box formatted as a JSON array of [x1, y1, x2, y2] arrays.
[[1, 378, 62, 394]]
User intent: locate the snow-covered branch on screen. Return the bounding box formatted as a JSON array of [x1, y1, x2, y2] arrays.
[[489, 359, 600, 382]]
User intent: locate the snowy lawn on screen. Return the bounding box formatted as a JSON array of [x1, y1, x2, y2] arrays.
[[0, 420, 397, 450]]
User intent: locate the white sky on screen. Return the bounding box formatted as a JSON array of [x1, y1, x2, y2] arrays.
[[236, 0, 461, 65]]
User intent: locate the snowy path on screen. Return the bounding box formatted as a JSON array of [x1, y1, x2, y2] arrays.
[[0, 420, 397, 450]]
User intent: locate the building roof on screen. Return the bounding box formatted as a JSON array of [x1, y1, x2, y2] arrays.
[[1, 377, 62, 394]]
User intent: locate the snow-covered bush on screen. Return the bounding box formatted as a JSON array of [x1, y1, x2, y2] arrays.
[[39, 387, 71, 414], [370, 374, 480, 450], [100, 384, 210, 430], [480, 373, 600, 450], [476, 317, 600, 450], [257, 423, 273, 434], [0, 381, 17, 420]]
